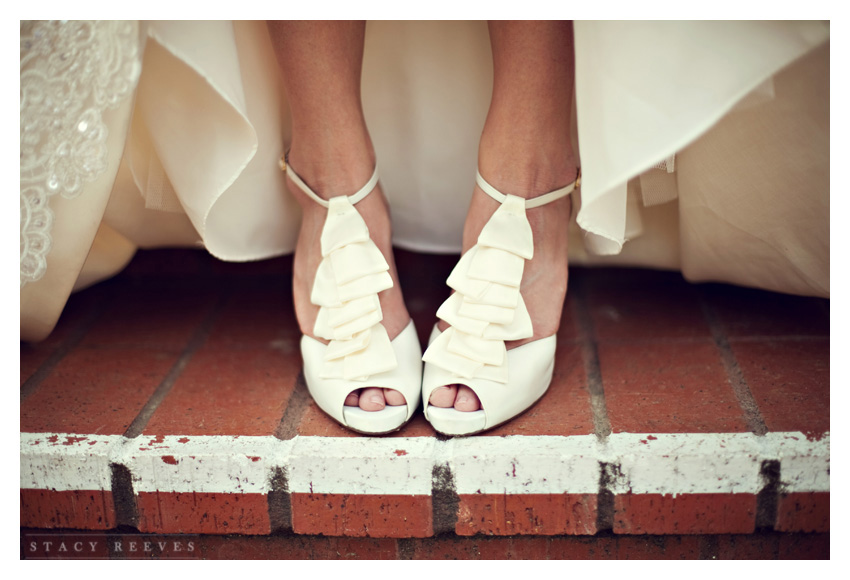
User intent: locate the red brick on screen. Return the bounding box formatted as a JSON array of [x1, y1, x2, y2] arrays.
[[39, 281, 110, 344], [549, 535, 703, 559], [142, 348, 299, 437], [135, 491, 270, 535], [584, 269, 710, 341], [197, 535, 398, 559], [702, 285, 828, 338], [81, 282, 216, 350], [404, 536, 478, 559], [309, 536, 400, 560], [715, 534, 779, 559], [472, 537, 549, 559], [775, 492, 829, 532], [20, 347, 178, 435], [600, 341, 749, 433], [203, 285, 300, 350], [20, 283, 109, 385], [456, 493, 597, 536], [485, 344, 594, 437], [548, 535, 618, 559], [21, 530, 112, 559], [613, 535, 701, 559], [20, 489, 116, 530], [732, 340, 829, 435], [407, 536, 548, 559], [290, 493, 432, 538], [21, 344, 53, 387], [613, 493, 756, 534], [777, 533, 830, 559]]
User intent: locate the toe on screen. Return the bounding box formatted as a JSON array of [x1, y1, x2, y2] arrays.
[[429, 385, 459, 408], [344, 390, 360, 407], [383, 388, 406, 406], [359, 387, 386, 412], [454, 386, 481, 412]]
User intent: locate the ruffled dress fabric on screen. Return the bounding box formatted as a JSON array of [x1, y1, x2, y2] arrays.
[[20, 21, 830, 342]]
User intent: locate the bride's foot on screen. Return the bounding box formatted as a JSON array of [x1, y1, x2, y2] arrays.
[[428, 19, 577, 417], [428, 153, 577, 413], [268, 21, 417, 429], [288, 150, 410, 412]]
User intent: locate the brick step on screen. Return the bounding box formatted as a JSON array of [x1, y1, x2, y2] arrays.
[[21, 430, 828, 536], [21, 249, 830, 545]]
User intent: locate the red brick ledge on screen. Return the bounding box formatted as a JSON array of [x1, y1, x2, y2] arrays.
[[21, 432, 829, 536], [20, 529, 830, 559]]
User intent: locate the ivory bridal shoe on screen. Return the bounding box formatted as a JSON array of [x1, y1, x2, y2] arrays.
[[421, 168, 579, 436], [284, 158, 422, 435]]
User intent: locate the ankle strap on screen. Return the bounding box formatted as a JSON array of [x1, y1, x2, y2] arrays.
[[281, 155, 380, 209], [476, 168, 580, 209]]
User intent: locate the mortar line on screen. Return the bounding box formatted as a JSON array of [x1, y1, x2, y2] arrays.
[[755, 459, 781, 530], [274, 371, 313, 440], [569, 273, 612, 440], [110, 462, 139, 529], [20, 289, 114, 401], [431, 459, 459, 535], [697, 289, 769, 436], [267, 466, 292, 534], [122, 292, 227, 439]]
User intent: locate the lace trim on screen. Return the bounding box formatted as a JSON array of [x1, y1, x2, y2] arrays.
[[20, 20, 141, 287]]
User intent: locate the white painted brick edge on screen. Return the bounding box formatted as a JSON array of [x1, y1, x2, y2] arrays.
[[20, 431, 830, 495]]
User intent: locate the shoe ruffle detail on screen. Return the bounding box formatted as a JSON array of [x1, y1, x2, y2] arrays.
[[422, 194, 534, 384], [310, 195, 396, 381]]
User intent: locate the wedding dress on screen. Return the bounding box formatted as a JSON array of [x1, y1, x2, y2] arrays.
[[20, 21, 829, 342]]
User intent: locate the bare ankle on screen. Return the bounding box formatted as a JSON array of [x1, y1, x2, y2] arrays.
[[477, 128, 577, 199], [286, 136, 377, 201]]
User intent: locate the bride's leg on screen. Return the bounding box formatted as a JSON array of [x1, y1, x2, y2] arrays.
[[430, 20, 578, 412], [267, 21, 409, 411]]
